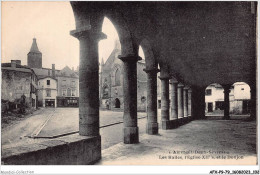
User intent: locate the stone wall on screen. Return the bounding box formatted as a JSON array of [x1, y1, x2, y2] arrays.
[[2, 135, 101, 165], [1, 70, 31, 104], [28, 52, 42, 69]]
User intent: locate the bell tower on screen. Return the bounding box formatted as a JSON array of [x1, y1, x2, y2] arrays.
[[27, 38, 42, 68]]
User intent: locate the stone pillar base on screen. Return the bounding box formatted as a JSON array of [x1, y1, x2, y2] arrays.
[[161, 120, 179, 130], [146, 122, 158, 135], [223, 116, 230, 120], [184, 117, 189, 124], [162, 120, 170, 130], [170, 119, 179, 128], [124, 127, 139, 144], [178, 118, 184, 125]]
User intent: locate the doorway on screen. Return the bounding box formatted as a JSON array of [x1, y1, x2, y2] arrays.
[[208, 102, 213, 112], [115, 98, 120, 108]]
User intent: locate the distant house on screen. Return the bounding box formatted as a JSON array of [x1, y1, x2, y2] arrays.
[[37, 76, 58, 107], [205, 83, 251, 114], [1, 60, 38, 109], [27, 38, 79, 108], [56, 66, 79, 107]]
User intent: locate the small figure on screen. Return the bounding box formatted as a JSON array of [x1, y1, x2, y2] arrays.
[[19, 94, 26, 114], [105, 100, 110, 110]]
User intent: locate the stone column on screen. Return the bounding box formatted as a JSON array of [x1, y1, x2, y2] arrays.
[[144, 68, 159, 135], [119, 55, 141, 144], [249, 84, 256, 120], [223, 84, 231, 120], [170, 79, 178, 120], [191, 86, 206, 120], [178, 83, 184, 119], [160, 76, 170, 129], [188, 89, 192, 117], [183, 86, 189, 118], [71, 29, 106, 136]]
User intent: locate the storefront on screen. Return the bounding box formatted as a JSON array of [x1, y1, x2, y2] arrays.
[[45, 99, 55, 107], [57, 96, 79, 107]]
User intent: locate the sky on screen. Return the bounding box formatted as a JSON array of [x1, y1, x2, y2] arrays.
[[1, 1, 144, 70]]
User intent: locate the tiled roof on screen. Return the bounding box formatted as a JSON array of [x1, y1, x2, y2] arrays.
[[1, 63, 37, 75], [32, 66, 78, 78], [32, 68, 60, 77], [1, 67, 32, 73], [2, 63, 31, 69]]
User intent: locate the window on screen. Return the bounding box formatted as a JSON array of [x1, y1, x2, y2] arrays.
[[72, 89, 76, 96], [67, 88, 71, 96], [62, 80, 66, 86], [241, 88, 244, 90], [103, 84, 109, 98], [62, 89, 66, 96], [71, 81, 76, 87], [205, 89, 212, 96], [141, 96, 146, 103], [115, 68, 121, 86], [46, 89, 51, 97], [47, 80, 50, 86]]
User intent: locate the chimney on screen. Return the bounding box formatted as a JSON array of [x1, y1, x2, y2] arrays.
[[48, 69, 50, 76], [11, 60, 16, 68], [52, 64, 55, 78], [72, 67, 74, 71], [15, 60, 21, 65]]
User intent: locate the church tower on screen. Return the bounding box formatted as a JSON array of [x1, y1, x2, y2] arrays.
[[27, 38, 42, 68]]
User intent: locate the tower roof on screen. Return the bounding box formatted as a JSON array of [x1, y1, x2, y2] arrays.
[[29, 38, 41, 54]]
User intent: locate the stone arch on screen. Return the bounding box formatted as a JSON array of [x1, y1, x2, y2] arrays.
[[159, 61, 170, 78], [140, 38, 157, 70], [114, 98, 120, 108], [71, 2, 138, 58], [103, 12, 138, 56]]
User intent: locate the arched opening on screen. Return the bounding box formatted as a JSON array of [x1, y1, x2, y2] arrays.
[[138, 46, 145, 62], [114, 98, 120, 108], [230, 82, 251, 115], [115, 68, 121, 86], [102, 84, 109, 99], [99, 16, 121, 111], [205, 83, 224, 117], [99, 17, 121, 63], [137, 45, 147, 112]]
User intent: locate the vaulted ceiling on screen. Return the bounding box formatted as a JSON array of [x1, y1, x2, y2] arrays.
[[71, 1, 256, 87]]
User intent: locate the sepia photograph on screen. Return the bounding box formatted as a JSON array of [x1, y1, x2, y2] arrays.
[[1, 1, 258, 174]]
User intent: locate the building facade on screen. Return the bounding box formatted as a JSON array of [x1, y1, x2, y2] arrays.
[[56, 66, 79, 107], [1, 60, 38, 109], [38, 76, 58, 107], [27, 38, 79, 108], [100, 40, 147, 111], [205, 83, 251, 114]]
